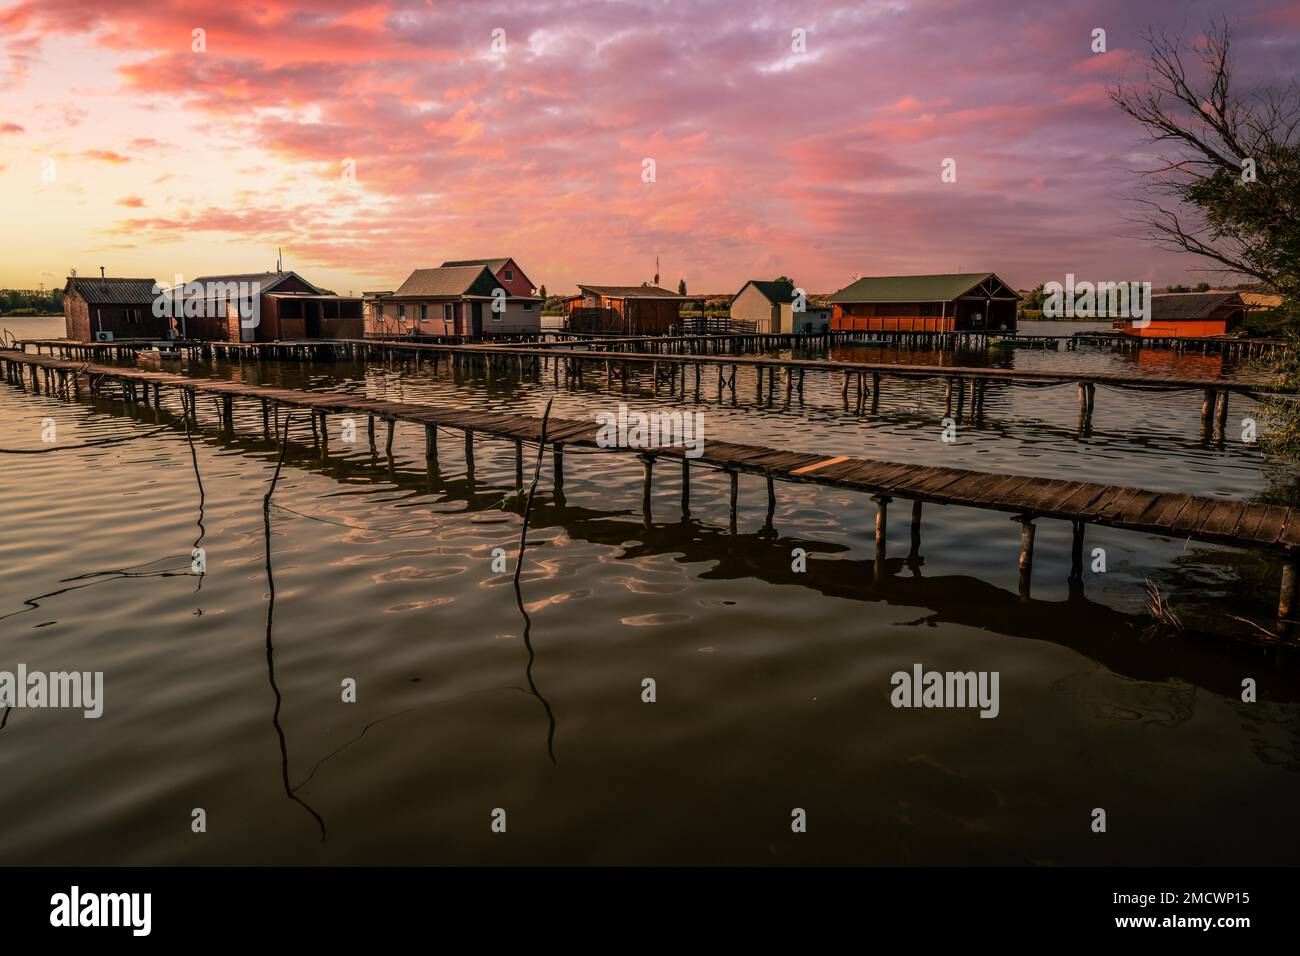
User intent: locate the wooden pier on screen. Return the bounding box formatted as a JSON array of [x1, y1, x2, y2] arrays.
[[12, 336, 1290, 440], [4, 347, 1299, 639], [19, 323, 1291, 365], [14, 336, 1288, 441]]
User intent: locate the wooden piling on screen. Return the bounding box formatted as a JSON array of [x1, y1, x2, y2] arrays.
[[1279, 555, 1299, 639], [1017, 515, 1036, 600], [641, 454, 654, 525], [728, 470, 738, 534], [873, 495, 890, 581], [1064, 520, 1084, 583]]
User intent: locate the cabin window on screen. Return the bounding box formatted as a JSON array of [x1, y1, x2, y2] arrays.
[[420, 304, 428, 322], [127, 309, 141, 324], [504, 269, 514, 281], [523, 302, 533, 311], [398, 304, 405, 318], [444, 304, 453, 322], [376, 303, 384, 317]]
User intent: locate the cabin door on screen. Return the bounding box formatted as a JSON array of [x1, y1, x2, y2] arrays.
[[471, 301, 484, 336]]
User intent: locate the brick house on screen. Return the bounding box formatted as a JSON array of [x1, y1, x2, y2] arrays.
[[62, 275, 168, 341]]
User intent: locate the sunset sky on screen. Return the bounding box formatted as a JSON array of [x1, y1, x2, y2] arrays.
[[1, 0, 1297, 297]]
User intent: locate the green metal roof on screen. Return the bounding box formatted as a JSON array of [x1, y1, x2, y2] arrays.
[[828, 272, 1016, 303]]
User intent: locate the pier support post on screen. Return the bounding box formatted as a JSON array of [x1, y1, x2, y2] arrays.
[[425, 424, 437, 461], [1016, 515, 1036, 601], [262, 400, 270, 438], [728, 470, 738, 534], [641, 454, 654, 526], [1279, 554, 1299, 639], [1200, 388, 1215, 438], [872, 495, 890, 582], [681, 458, 690, 517], [766, 476, 776, 526], [1215, 389, 1229, 443], [463, 430, 475, 479], [552, 443, 563, 498], [319, 412, 329, 459], [368, 416, 376, 454], [385, 419, 395, 458], [1068, 520, 1085, 582], [221, 395, 234, 431], [909, 500, 922, 570], [1068, 520, 1086, 600], [514, 438, 524, 488]]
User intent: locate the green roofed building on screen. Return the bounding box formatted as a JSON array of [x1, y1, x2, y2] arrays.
[[828, 273, 1020, 333], [730, 279, 831, 334]]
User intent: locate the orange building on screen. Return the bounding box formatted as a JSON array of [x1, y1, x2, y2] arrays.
[[1114, 291, 1246, 337], [829, 273, 1019, 333]]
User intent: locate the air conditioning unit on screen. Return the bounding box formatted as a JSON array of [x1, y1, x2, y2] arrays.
[[94, 331, 114, 343]]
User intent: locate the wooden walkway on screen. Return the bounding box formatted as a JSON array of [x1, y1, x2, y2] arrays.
[[339, 337, 1283, 434], [3, 347, 1299, 638], [13, 337, 1284, 439]]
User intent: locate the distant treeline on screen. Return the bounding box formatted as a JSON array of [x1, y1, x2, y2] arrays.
[[0, 288, 64, 316]]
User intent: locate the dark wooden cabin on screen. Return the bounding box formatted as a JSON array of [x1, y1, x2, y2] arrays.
[[829, 273, 1020, 333], [178, 271, 362, 341], [562, 284, 697, 335], [62, 276, 167, 342]]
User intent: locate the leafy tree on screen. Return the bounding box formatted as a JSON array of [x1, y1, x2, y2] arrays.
[[1020, 284, 1046, 310], [1110, 19, 1299, 307], [677, 278, 687, 295]]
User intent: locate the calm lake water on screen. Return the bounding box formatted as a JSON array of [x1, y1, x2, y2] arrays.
[[2, 315, 1300, 865]]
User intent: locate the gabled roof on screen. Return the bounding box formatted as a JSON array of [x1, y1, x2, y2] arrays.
[[1149, 291, 1245, 321], [391, 265, 500, 299], [828, 272, 1020, 303], [576, 284, 689, 299], [64, 276, 158, 306], [735, 279, 796, 304], [441, 258, 513, 274], [190, 271, 322, 295]]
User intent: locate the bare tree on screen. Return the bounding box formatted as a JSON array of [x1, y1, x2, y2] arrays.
[[1110, 18, 1300, 299]]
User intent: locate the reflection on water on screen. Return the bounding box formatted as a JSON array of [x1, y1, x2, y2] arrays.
[[1, 318, 1300, 865], [262, 416, 327, 839]]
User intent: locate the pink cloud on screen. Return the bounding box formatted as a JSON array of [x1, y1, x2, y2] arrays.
[[3, 0, 1298, 293], [79, 149, 130, 164]]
